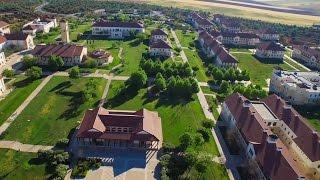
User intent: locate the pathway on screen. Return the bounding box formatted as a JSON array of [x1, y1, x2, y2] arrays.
[[170, 29, 188, 63], [284, 54, 311, 71], [197, 86, 215, 121], [283, 60, 299, 71], [0, 75, 53, 135], [0, 140, 53, 153]]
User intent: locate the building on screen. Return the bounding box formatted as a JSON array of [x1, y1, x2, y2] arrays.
[[220, 20, 241, 33], [255, 41, 285, 60], [221, 93, 320, 179], [0, 21, 10, 35], [90, 49, 113, 65], [188, 13, 213, 31], [76, 107, 162, 150], [32, 44, 87, 66], [149, 39, 172, 57], [256, 28, 280, 41], [210, 30, 260, 46], [292, 45, 320, 70], [150, 29, 168, 43], [22, 17, 56, 35], [0, 52, 5, 66], [0, 76, 5, 95], [4, 33, 34, 50], [92, 20, 145, 39], [269, 70, 320, 105], [60, 20, 70, 43], [0, 35, 6, 51], [198, 31, 238, 68]]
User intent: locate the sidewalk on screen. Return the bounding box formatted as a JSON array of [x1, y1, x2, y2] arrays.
[[170, 29, 188, 63], [0, 140, 53, 153]]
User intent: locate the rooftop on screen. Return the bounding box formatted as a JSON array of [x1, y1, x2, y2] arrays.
[[251, 102, 278, 121]]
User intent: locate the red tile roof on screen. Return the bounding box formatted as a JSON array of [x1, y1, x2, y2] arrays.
[[224, 93, 305, 179], [23, 25, 37, 31], [150, 39, 171, 49], [32, 44, 85, 58], [76, 107, 162, 142], [151, 29, 167, 36], [258, 42, 285, 51], [217, 48, 238, 64], [293, 45, 320, 61], [0, 21, 9, 28], [93, 20, 144, 28], [262, 94, 320, 162], [4, 33, 29, 41], [257, 28, 278, 35]]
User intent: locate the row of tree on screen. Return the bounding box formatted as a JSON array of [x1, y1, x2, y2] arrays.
[[207, 65, 250, 83], [219, 81, 267, 100]]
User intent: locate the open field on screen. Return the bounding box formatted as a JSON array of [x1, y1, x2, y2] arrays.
[[0, 76, 42, 126], [231, 53, 295, 87], [136, 0, 320, 26], [3, 76, 107, 145], [175, 30, 196, 48], [184, 49, 210, 82], [0, 149, 47, 180], [105, 81, 220, 156]]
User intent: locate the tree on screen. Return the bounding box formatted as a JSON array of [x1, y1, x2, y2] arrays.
[[2, 69, 14, 78], [197, 127, 210, 142], [202, 119, 214, 129], [154, 73, 166, 91], [69, 66, 80, 79], [126, 70, 147, 90], [49, 55, 64, 71], [22, 55, 37, 68], [136, 33, 146, 43], [26, 66, 42, 80], [54, 164, 68, 179], [81, 79, 98, 102], [194, 133, 205, 146], [84, 59, 98, 68], [179, 132, 193, 149], [219, 80, 230, 94]]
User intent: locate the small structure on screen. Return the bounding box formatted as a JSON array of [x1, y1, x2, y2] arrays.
[[188, 13, 213, 31], [60, 20, 70, 43], [0, 75, 6, 95], [149, 39, 172, 57], [22, 17, 56, 35], [292, 45, 320, 70], [0, 21, 10, 35], [90, 49, 113, 65], [76, 107, 162, 150], [92, 20, 145, 39], [255, 41, 285, 60], [22, 25, 37, 36], [4, 33, 34, 50], [32, 44, 87, 66], [215, 47, 238, 68], [256, 28, 279, 41]]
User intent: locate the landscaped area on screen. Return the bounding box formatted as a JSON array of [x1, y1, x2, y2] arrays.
[[184, 49, 210, 82], [175, 30, 196, 48], [231, 53, 295, 87], [2, 76, 107, 145], [0, 76, 42, 126], [294, 106, 320, 132], [0, 149, 47, 180]]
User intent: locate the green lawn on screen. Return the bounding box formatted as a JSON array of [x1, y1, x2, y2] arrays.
[[184, 49, 210, 82], [0, 149, 47, 180], [3, 76, 107, 145], [185, 162, 229, 180], [201, 86, 215, 95], [284, 57, 309, 71], [105, 81, 219, 156], [70, 21, 92, 42], [34, 29, 61, 44], [231, 53, 295, 87], [294, 106, 320, 132], [175, 30, 196, 48], [205, 95, 220, 120], [229, 48, 251, 53], [0, 76, 42, 126]]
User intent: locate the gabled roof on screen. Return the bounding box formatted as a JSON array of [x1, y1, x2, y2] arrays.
[[262, 94, 320, 162], [258, 42, 285, 51], [150, 39, 171, 49], [32, 44, 85, 58], [293, 45, 320, 61], [93, 20, 144, 28], [4, 33, 29, 41], [76, 107, 162, 142], [217, 48, 238, 64], [23, 25, 37, 31], [0, 36, 6, 44], [151, 29, 167, 36], [0, 21, 9, 28], [258, 28, 278, 35]]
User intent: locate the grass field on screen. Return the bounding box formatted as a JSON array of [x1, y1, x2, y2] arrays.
[[231, 53, 295, 87], [105, 81, 219, 156], [175, 30, 196, 48], [184, 49, 210, 82], [70, 21, 92, 42], [294, 106, 320, 132], [284, 57, 309, 71], [0, 149, 47, 180], [0, 76, 42, 126], [141, 0, 320, 26], [34, 29, 60, 44], [3, 76, 107, 145]]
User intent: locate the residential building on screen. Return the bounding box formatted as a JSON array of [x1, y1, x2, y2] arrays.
[[0, 76, 5, 95], [0, 21, 10, 35], [222, 93, 320, 179], [292, 45, 320, 70], [23, 17, 56, 35], [32, 44, 87, 66], [270, 70, 320, 105], [22, 25, 37, 36], [255, 41, 285, 60], [76, 107, 162, 150], [198, 31, 238, 68], [188, 13, 213, 31], [4, 33, 34, 50], [92, 20, 145, 39], [0, 52, 5, 66], [60, 20, 70, 43], [220, 20, 241, 33], [210, 30, 260, 46], [90, 49, 113, 65], [0, 35, 6, 51], [149, 39, 172, 57], [256, 28, 280, 41], [150, 29, 168, 43]]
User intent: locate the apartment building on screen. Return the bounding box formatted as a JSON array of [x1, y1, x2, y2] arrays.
[[210, 30, 260, 46], [256, 28, 280, 41], [255, 41, 285, 60], [188, 13, 213, 31], [292, 45, 320, 70]]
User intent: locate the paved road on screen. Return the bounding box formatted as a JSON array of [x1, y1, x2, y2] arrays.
[[0, 75, 53, 135], [0, 140, 53, 153], [170, 29, 188, 63]]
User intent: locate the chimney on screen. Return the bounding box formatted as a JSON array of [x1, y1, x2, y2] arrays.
[[267, 134, 278, 144], [293, 115, 300, 132], [243, 99, 251, 108]]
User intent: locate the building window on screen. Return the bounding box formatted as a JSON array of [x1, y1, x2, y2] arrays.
[[111, 127, 116, 132]]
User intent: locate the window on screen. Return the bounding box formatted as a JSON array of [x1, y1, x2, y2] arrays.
[[273, 122, 277, 126], [111, 127, 116, 132]]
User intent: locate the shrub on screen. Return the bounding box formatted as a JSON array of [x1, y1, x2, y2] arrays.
[[68, 66, 80, 79], [197, 127, 210, 142], [56, 138, 69, 149], [54, 164, 68, 179], [2, 69, 14, 78], [84, 59, 98, 68], [26, 66, 42, 80], [160, 154, 171, 167], [202, 119, 214, 129], [38, 149, 54, 161], [194, 133, 205, 146], [162, 142, 175, 153], [179, 132, 193, 149]]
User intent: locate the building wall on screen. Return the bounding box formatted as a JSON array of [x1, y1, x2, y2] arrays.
[[0, 52, 5, 66], [255, 49, 284, 59], [92, 27, 145, 39], [258, 34, 279, 41], [292, 48, 320, 70], [6, 36, 34, 50], [0, 26, 10, 35], [215, 56, 237, 68], [149, 48, 172, 57], [151, 35, 167, 42], [0, 77, 5, 95]]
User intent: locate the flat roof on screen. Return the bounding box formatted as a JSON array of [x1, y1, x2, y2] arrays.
[[252, 102, 278, 121]]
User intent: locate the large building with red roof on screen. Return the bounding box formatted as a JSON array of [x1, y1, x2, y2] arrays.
[[292, 45, 320, 70], [255, 41, 285, 60], [222, 93, 320, 179], [210, 30, 260, 47], [188, 13, 213, 31], [32, 43, 87, 66], [76, 107, 162, 150]]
